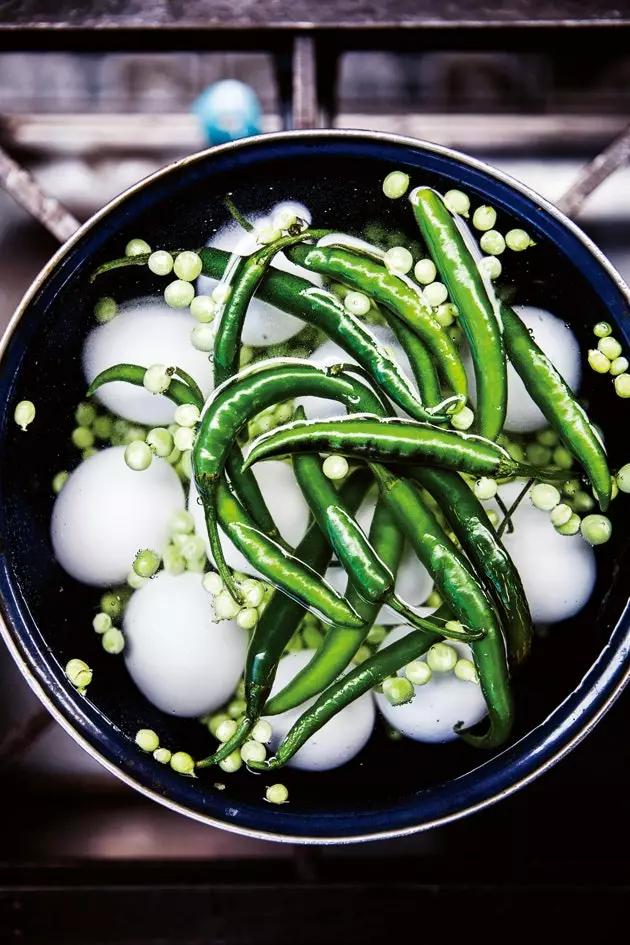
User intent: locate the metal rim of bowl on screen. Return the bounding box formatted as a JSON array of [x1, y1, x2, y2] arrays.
[[1, 128, 630, 845]]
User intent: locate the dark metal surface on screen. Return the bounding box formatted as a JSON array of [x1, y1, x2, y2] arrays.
[[0, 857, 627, 944], [0, 0, 629, 31]]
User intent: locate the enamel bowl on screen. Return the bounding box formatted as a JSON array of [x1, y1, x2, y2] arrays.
[[1, 130, 629, 843]]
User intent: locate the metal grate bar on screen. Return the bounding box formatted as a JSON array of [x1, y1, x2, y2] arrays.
[[0, 141, 78, 241], [292, 35, 320, 129], [557, 120, 630, 217]]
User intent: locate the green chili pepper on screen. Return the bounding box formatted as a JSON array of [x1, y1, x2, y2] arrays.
[[248, 608, 456, 771], [213, 230, 321, 388], [291, 446, 479, 640], [263, 496, 405, 716], [244, 415, 550, 482], [410, 466, 532, 666], [213, 475, 364, 629], [410, 187, 507, 440], [86, 363, 203, 410], [197, 469, 373, 768], [86, 362, 278, 540], [292, 443, 392, 605], [369, 464, 513, 749], [288, 242, 467, 407], [501, 303, 612, 511], [169, 366, 204, 409], [376, 307, 444, 413], [212, 232, 327, 557], [193, 360, 388, 599], [92, 246, 451, 423], [290, 406, 482, 637]]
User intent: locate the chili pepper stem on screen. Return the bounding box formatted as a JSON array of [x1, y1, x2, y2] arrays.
[[196, 716, 255, 769], [494, 493, 514, 534], [387, 595, 485, 641], [496, 478, 535, 539], [223, 195, 254, 232], [198, 475, 245, 603]]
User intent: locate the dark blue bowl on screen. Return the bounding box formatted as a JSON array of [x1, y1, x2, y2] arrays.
[[1, 130, 630, 843]]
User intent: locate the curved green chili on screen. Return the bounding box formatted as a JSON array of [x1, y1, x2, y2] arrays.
[[290, 442, 480, 639], [243, 415, 548, 482], [376, 307, 444, 413], [288, 242, 467, 406], [171, 366, 204, 409], [196, 468, 374, 768], [193, 360, 388, 599], [214, 475, 364, 629], [248, 609, 452, 771], [212, 230, 322, 388], [369, 464, 513, 749], [501, 303, 612, 510], [87, 362, 279, 540], [211, 232, 326, 559], [263, 496, 405, 716], [92, 245, 451, 423], [410, 466, 532, 666], [410, 187, 507, 441], [292, 444, 392, 606], [86, 363, 203, 410]]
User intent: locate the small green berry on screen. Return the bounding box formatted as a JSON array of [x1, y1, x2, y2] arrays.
[[125, 238, 151, 257], [614, 373, 630, 398], [444, 189, 470, 216], [190, 295, 216, 323], [322, 455, 349, 480], [505, 228, 534, 251], [240, 740, 266, 764], [593, 321, 612, 338], [472, 205, 497, 231], [173, 251, 202, 282], [94, 296, 118, 323], [555, 512, 581, 536], [133, 549, 160, 578], [382, 676, 414, 706], [382, 171, 410, 199], [52, 471, 69, 493], [148, 250, 173, 276], [219, 750, 243, 774], [404, 661, 432, 686], [252, 720, 273, 744], [479, 230, 505, 255], [550, 503, 573, 528], [530, 483, 561, 512], [102, 627, 125, 655], [454, 659, 479, 683], [598, 336, 622, 361], [427, 642, 458, 673], [135, 729, 160, 752], [580, 514, 612, 546], [170, 751, 195, 775], [66, 658, 92, 690], [265, 783, 289, 804], [92, 612, 112, 634], [143, 364, 172, 395], [164, 279, 195, 309], [124, 440, 152, 471]]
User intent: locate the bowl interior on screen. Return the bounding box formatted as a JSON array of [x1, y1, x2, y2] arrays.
[[1, 131, 630, 842]]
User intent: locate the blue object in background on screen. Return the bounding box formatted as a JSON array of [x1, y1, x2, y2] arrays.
[[192, 79, 263, 145]]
